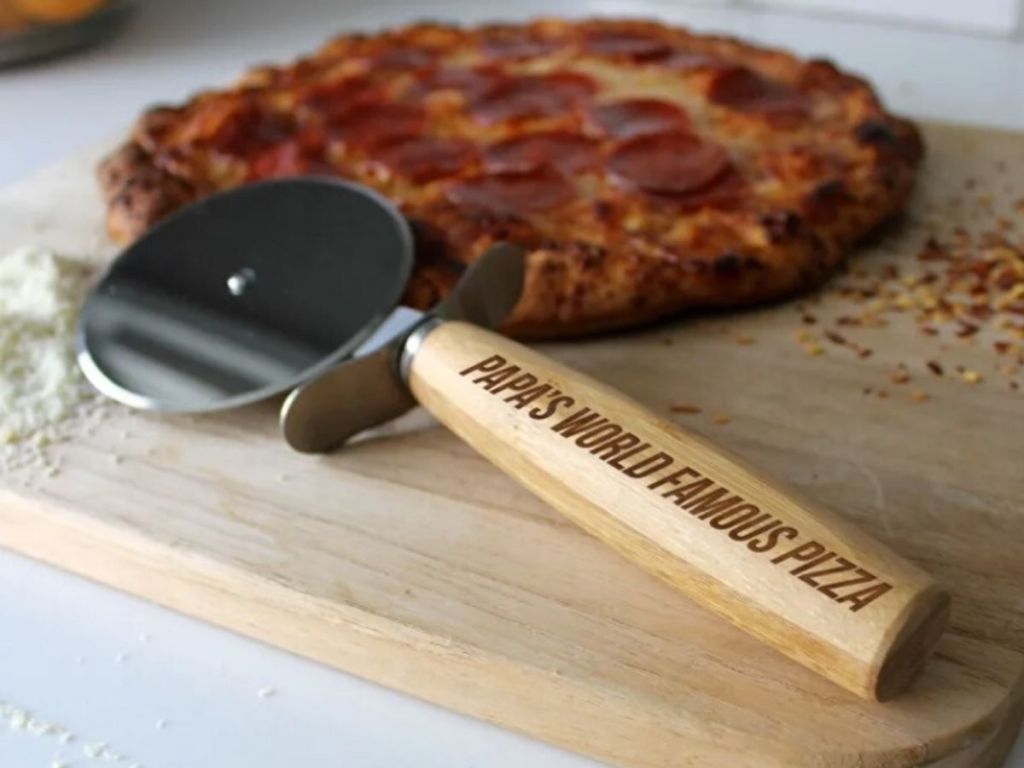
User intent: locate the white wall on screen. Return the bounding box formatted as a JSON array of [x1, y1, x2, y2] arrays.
[[738, 0, 1022, 35]]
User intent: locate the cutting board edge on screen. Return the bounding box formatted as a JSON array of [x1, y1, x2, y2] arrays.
[[1, 485, 1021, 768]]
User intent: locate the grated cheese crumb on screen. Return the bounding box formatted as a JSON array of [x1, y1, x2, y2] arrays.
[[257, 687, 276, 699], [0, 246, 108, 475], [84, 741, 107, 758], [28, 716, 55, 735]]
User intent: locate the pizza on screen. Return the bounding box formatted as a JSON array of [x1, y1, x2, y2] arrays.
[[98, 17, 922, 338]]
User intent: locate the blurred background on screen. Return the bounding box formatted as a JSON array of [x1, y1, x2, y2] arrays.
[[3, 0, 1024, 186]]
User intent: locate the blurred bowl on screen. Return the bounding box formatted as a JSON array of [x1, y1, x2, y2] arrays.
[[0, 0, 134, 67]]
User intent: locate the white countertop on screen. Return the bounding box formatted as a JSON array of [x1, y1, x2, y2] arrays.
[[3, 2, 1023, 766]]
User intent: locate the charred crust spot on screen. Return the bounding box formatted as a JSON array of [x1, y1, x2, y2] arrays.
[[593, 200, 615, 222], [411, 221, 468, 275], [804, 179, 850, 223], [877, 169, 898, 190], [98, 141, 199, 242], [808, 233, 833, 269], [854, 119, 898, 148], [539, 259, 566, 274], [710, 251, 764, 278], [809, 178, 846, 202], [760, 210, 801, 242], [713, 251, 742, 276], [575, 241, 608, 268]]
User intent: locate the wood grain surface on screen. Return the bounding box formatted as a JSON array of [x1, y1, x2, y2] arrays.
[[0, 121, 1022, 767]]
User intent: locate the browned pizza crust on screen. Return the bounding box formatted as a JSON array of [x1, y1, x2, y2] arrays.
[[98, 17, 922, 339]]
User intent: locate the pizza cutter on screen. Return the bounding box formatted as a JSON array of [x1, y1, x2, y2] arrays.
[[77, 177, 949, 702]]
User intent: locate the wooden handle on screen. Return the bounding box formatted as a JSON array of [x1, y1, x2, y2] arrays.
[[406, 321, 950, 701]]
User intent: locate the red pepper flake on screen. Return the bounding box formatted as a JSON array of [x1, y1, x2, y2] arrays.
[[801, 313, 817, 324], [824, 331, 847, 346], [956, 321, 980, 338], [966, 260, 994, 279], [926, 361, 944, 376], [920, 326, 939, 336], [856, 347, 873, 359], [918, 238, 947, 261], [994, 340, 1011, 355], [994, 269, 1018, 290], [670, 404, 701, 414], [890, 369, 911, 384]]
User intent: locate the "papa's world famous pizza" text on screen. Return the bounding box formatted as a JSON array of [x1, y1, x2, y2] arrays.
[[460, 354, 893, 613]]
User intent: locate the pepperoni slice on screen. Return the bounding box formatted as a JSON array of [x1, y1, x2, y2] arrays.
[[325, 102, 425, 148], [249, 135, 330, 181], [659, 170, 745, 210], [206, 103, 295, 158], [662, 51, 731, 72], [408, 66, 498, 100], [589, 99, 692, 139], [480, 29, 560, 60], [371, 136, 477, 182], [707, 67, 809, 117], [299, 76, 383, 118], [608, 132, 732, 196], [483, 131, 602, 174], [447, 166, 575, 215], [582, 28, 673, 60], [469, 72, 597, 123]]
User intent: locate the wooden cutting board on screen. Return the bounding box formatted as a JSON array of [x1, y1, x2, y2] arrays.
[[1, 121, 1023, 768]]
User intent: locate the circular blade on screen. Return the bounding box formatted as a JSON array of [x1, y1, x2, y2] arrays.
[[77, 177, 413, 412]]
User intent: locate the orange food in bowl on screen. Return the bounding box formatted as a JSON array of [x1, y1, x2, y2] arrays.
[[11, 0, 106, 22], [0, 1, 29, 31]]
